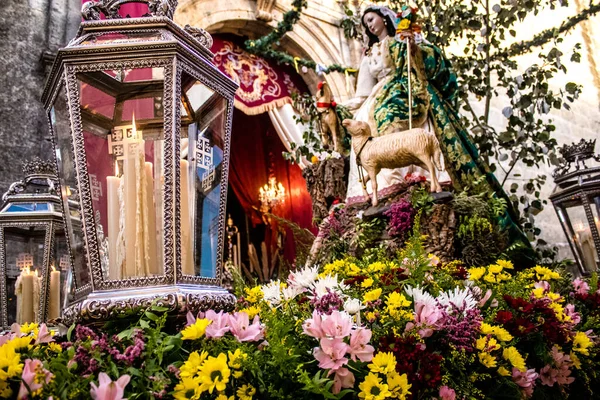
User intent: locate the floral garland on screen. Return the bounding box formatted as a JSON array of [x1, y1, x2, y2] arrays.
[[243, 0, 357, 75]]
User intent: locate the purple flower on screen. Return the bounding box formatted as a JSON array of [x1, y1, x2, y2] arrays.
[[384, 199, 416, 236]]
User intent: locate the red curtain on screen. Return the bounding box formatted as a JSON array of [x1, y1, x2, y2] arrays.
[[228, 110, 314, 261], [81, 1, 148, 19]]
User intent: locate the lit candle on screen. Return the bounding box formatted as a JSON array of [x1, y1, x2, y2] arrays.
[[144, 162, 159, 275], [48, 265, 61, 320], [180, 159, 195, 275], [106, 161, 121, 279]]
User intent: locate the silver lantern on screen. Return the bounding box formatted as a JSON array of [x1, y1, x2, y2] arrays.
[[0, 159, 71, 328], [41, 0, 238, 324], [550, 139, 600, 276]]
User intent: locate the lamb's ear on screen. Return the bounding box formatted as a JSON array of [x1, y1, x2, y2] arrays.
[[342, 119, 352, 127]]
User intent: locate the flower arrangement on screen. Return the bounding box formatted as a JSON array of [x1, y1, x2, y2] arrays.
[[2, 220, 598, 399]]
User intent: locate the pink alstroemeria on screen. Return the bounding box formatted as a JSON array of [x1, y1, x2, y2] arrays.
[[439, 385, 456, 400], [204, 310, 231, 338], [35, 323, 54, 344], [90, 372, 131, 400], [18, 359, 53, 400], [564, 304, 581, 325], [321, 310, 353, 339], [512, 368, 538, 399], [348, 327, 374, 362], [302, 310, 324, 338], [228, 312, 264, 342], [330, 367, 355, 394], [313, 337, 349, 371], [478, 289, 493, 307], [573, 278, 590, 296], [533, 281, 550, 292], [406, 301, 442, 338]]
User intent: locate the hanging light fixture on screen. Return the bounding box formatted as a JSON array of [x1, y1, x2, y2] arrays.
[[259, 177, 286, 213]]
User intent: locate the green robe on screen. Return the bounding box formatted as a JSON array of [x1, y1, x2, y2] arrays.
[[375, 40, 530, 252]]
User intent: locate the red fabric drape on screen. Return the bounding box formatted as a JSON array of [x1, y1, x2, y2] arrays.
[[228, 110, 314, 261], [81, 1, 148, 19]]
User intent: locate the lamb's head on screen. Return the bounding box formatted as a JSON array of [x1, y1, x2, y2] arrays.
[[342, 119, 371, 137]]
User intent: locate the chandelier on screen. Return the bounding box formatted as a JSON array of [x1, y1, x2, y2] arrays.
[[259, 177, 286, 212]]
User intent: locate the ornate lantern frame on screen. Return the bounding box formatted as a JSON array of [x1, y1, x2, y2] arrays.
[[41, 0, 238, 323], [0, 159, 70, 328], [550, 139, 600, 276]]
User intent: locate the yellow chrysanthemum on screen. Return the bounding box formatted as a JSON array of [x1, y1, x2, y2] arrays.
[[476, 336, 500, 352], [481, 323, 513, 342], [359, 373, 392, 400], [570, 351, 581, 369], [502, 347, 526, 372], [20, 322, 39, 337], [468, 267, 486, 281], [532, 266, 560, 281], [496, 260, 514, 270], [478, 352, 497, 368], [181, 319, 212, 341], [173, 377, 203, 400], [0, 343, 23, 381], [531, 287, 545, 299], [364, 288, 382, 303], [497, 366, 511, 376], [488, 264, 503, 274], [239, 306, 260, 319], [386, 292, 411, 309], [387, 371, 411, 400], [227, 349, 247, 370], [48, 342, 62, 353], [362, 278, 374, 288], [0, 380, 12, 398], [244, 286, 263, 304], [347, 263, 362, 276], [198, 353, 230, 394], [323, 260, 346, 276], [180, 351, 209, 379], [8, 336, 32, 351], [368, 262, 386, 273], [573, 332, 593, 356], [236, 384, 257, 400], [366, 311, 378, 322], [369, 352, 396, 375]]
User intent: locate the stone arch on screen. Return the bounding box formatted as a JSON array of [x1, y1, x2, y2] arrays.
[[175, 0, 355, 101]]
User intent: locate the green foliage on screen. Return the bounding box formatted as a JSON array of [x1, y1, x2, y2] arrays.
[[351, 217, 386, 254], [410, 185, 435, 214]]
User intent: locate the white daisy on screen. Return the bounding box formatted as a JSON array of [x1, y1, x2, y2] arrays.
[[405, 285, 437, 308], [288, 265, 319, 290], [437, 287, 478, 312], [261, 280, 282, 307]]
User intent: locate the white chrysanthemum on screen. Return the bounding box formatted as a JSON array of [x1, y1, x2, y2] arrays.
[[262, 280, 282, 306], [343, 297, 365, 315], [311, 274, 347, 298], [437, 287, 478, 312], [282, 285, 304, 301], [405, 285, 437, 308], [288, 266, 319, 289]]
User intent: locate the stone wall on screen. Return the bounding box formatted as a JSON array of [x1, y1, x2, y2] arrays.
[[0, 0, 80, 193]]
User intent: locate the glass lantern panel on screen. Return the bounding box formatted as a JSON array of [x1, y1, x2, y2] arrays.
[[47, 228, 69, 322], [5, 203, 51, 213], [2, 225, 48, 326], [181, 72, 228, 278], [77, 67, 166, 281], [51, 86, 90, 292], [562, 202, 598, 273]]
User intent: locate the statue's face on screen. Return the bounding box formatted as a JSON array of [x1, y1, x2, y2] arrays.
[[363, 12, 386, 38]]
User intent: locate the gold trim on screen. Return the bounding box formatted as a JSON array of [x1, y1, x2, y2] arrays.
[[233, 97, 292, 115]]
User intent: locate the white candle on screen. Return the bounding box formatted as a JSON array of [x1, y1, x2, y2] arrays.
[[578, 229, 597, 271], [18, 267, 35, 324], [180, 159, 195, 275], [123, 145, 138, 277], [48, 266, 61, 320], [107, 162, 121, 280], [144, 162, 159, 275]]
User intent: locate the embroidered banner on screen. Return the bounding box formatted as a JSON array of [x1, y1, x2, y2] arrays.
[[211, 37, 307, 115]]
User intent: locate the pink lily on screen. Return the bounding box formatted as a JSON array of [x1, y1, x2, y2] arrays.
[[228, 312, 264, 342], [330, 367, 355, 394], [204, 310, 231, 338], [18, 359, 53, 400], [512, 368, 538, 399], [321, 310, 353, 339], [439, 386, 456, 400], [313, 337, 349, 370], [302, 310, 325, 338], [90, 372, 131, 400], [35, 323, 54, 344], [348, 327, 374, 362], [573, 278, 589, 295]]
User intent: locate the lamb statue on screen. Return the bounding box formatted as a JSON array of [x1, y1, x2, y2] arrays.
[[342, 119, 443, 206]]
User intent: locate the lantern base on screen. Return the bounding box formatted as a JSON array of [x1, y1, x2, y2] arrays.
[[61, 285, 236, 325]]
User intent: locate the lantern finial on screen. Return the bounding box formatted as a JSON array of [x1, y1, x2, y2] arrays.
[[22, 157, 58, 178], [553, 139, 600, 179]]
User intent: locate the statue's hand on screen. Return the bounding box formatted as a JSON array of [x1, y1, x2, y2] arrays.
[[343, 97, 366, 112]]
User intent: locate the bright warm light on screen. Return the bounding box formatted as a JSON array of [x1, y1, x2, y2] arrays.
[[22, 265, 31, 274], [259, 177, 286, 212], [51, 264, 56, 272], [574, 221, 586, 232], [131, 113, 138, 139], [115, 160, 120, 177]]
